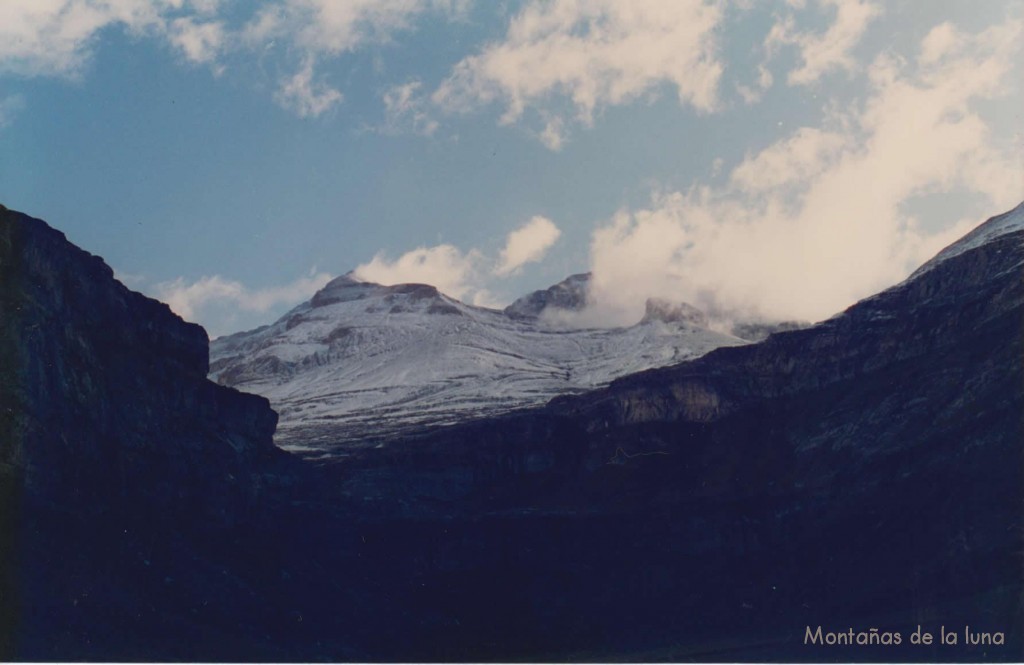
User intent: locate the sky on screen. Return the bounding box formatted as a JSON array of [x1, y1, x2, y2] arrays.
[[1, 0, 1021, 336]]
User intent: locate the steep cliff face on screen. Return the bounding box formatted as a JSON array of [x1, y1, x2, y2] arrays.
[[0, 206, 279, 519], [0, 207, 287, 659]]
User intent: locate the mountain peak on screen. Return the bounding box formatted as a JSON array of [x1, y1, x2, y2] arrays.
[[310, 273, 377, 307], [504, 272, 592, 319], [309, 271, 446, 309]]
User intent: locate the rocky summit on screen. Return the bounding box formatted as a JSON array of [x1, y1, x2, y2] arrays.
[[0, 202, 1021, 661], [503, 271, 592, 318]]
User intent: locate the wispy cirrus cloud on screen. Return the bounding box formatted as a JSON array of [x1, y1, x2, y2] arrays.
[[379, 80, 439, 135], [0, 0, 462, 119], [765, 0, 882, 86], [241, 0, 457, 56], [243, 0, 467, 117], [274, 56, 343, 118]]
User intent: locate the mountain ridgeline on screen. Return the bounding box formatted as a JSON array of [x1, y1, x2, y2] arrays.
[[209, 271, 747, 452], [0, 202, 1021, 661]]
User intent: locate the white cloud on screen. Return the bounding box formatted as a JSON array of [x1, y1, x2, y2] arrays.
[[242, 0, 448, 56], [380, 80, 439, 135], [729, 127, 847, 193], [433, 0, 724, 148], [244, 0, 466, 118], [736, 64, 774, 104], [470, 291, 502, 309], [0, 94, 25, 129], [494, 216, 562, 276], [352, 215, 564, 304], [918, 22, 963, 66], [0, 1, 460, 118], [353, 244, 484, 301], [167, 16, 225, 65], [537, 115, 566, 151], [578, 18, 1023, 327], [0, 0, 155, 76], [156, 269, 333, 327], [0, 0, 228, 77], [766, 0, 882, 86], [275, 56, 343, 117]]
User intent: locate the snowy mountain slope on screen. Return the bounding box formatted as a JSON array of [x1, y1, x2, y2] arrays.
[[210, 274, 744, 455], [909, 200, 1024, 280]]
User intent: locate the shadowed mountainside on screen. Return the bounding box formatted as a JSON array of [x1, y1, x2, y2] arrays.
[[0, 202, 1021, 661], [305, 204, 1024, 660], [0, 206, 296, 659]]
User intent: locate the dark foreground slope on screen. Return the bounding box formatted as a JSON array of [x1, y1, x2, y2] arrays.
[[0, 203, 1021, 662], [0, 206, 295, 659]]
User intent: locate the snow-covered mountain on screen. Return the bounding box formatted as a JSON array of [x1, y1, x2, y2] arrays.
[[210, 274, 746, 455], [212, 199, 1024, 458]]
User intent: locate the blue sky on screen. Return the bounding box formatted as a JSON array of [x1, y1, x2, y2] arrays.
[[1, 0, 1021, 336]]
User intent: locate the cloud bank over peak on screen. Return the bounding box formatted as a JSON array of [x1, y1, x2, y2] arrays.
[[352, 215, 565, 308], [148, 212, 564, 334], [578, 17, 1023, 327], [352, 243, 485, 303]]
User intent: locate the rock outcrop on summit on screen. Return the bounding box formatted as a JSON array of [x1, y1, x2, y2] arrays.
[[503, 272, 592, 319]]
